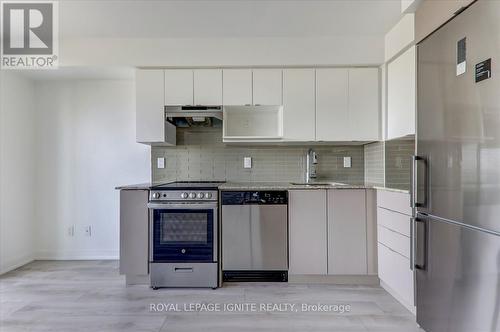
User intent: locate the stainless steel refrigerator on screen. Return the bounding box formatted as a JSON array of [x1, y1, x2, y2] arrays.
[[414, 1, 500, 331]]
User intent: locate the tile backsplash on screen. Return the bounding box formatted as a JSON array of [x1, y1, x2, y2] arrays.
[[385, 138, 415, 190], [151, 127, 416, 188], [364, 142, 384, 187], [152, 128, 365, 184]]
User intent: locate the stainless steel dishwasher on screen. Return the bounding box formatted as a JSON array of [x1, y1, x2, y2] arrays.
[[221, 191, 288, 282]]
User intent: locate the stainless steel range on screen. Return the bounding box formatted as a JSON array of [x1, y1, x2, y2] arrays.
[[148, 181, 224, 289]]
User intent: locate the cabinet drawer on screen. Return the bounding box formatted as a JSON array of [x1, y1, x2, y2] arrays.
[[377, 225, 409, 258], [377, 190, 411, 215], [377, 207, 410, 237], [378, 243, 414, 307]]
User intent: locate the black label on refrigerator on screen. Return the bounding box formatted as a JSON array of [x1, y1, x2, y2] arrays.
[[475, 58, 491, 83], [456, 37, 466, 76]]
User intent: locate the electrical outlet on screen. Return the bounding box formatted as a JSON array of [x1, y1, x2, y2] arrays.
[[67, 225, 74, 237], [343, 156, 352, 168], [157, 157, 165, 169], [84, 226, 92, 237], [395, 156, 403, 168], [244, 157, 252, 169]]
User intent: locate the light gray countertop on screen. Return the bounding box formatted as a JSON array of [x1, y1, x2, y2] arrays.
[[115, 182, 158, 190], [115, 181, 410, 194], [372, 186, 410, 194], [219, 182, 369, 190]]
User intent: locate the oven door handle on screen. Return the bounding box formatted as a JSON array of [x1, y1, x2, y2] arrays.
[[147, 203, 217, 210]]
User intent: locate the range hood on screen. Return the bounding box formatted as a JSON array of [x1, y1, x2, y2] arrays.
[[165, 105, 223, 127]]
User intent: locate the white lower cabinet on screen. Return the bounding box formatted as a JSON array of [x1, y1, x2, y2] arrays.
[[378, 243, 414, 310], [288, 190, 328, 275], [327, 189, 367, 275], [289, 189, 374, 277], [376, 189, 415, 313]]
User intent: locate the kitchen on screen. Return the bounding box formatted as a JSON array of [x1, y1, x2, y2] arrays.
[[1, 1, 498, 332]]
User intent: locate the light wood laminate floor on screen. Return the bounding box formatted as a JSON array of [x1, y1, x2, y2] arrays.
[[0, 261, 423, 332]]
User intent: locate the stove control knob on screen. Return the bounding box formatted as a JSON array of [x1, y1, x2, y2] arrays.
[[181, 192, 188, 199], [189, 192, 196, 199], [152, 192, 161, 199], [205, 192, 212, 199], [197, 192, 205, 199]]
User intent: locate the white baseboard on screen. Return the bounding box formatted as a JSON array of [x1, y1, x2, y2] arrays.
[[0, 254, 34, 275], [35, 250, 119, 260]]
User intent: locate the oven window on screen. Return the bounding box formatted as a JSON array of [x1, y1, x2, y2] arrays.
[[160, 212, 208, 243], [152, 208, 214, 262]]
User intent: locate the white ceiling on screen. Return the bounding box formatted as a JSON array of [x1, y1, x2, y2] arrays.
[[59, 0, 402, 39], [14, 1, 403, 76]]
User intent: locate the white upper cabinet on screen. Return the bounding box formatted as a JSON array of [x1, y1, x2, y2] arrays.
[[136, 69, 176, 145], [282, 69, 316, 141], [165, 69, 223, 106], [387, 46, 416, 139], [316, 68, 350, 141], [253, 69, 283, 105], [222, 69, 252, 105], [164, 69, 193, 106], [194, 69, 223, 105], [222, 69, 282, 106], [348, 68, 380, 141], [143, 66, 380, 143]]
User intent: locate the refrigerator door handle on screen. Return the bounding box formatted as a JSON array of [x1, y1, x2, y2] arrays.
[[411, 155, 427, 208], [414, 217, 427, 270], [410, 217, 415, 271]]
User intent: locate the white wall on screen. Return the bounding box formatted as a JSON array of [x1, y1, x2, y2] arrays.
[[0, 72, 36, 274], [34, 80, 150, 260], [58, 0, 402, 66], [62, 36, 387, 67]]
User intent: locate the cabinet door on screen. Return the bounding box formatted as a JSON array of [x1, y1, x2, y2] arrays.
[[194, 69, 223, 105], [327, 189, 367, 275], [119, 190, 149, 276], [222, 69, 252, 105], [164, 69, 193, 105], [282, 69, 315, 141], [315, 68, 349, 141], [253, 69, 282, 105], [387, 46, 416, 139], [288, 190, 327, 275], [136, 69, 165, 143], [378, 243, 414, 309], [348, 68, 380, 141]]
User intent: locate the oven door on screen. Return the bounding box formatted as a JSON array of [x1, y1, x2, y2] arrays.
[[148, 203, 217, 263]]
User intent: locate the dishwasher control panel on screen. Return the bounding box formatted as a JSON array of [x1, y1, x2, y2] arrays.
[[221, 191, 288, 205]]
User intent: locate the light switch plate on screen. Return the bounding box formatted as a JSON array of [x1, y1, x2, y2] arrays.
[[244, 157, 252, 169], [343, 156, 352, 168], [157, 157, 165, 169]]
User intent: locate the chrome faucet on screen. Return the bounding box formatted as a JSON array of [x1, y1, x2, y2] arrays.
[[305, 148, 318, 183]]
